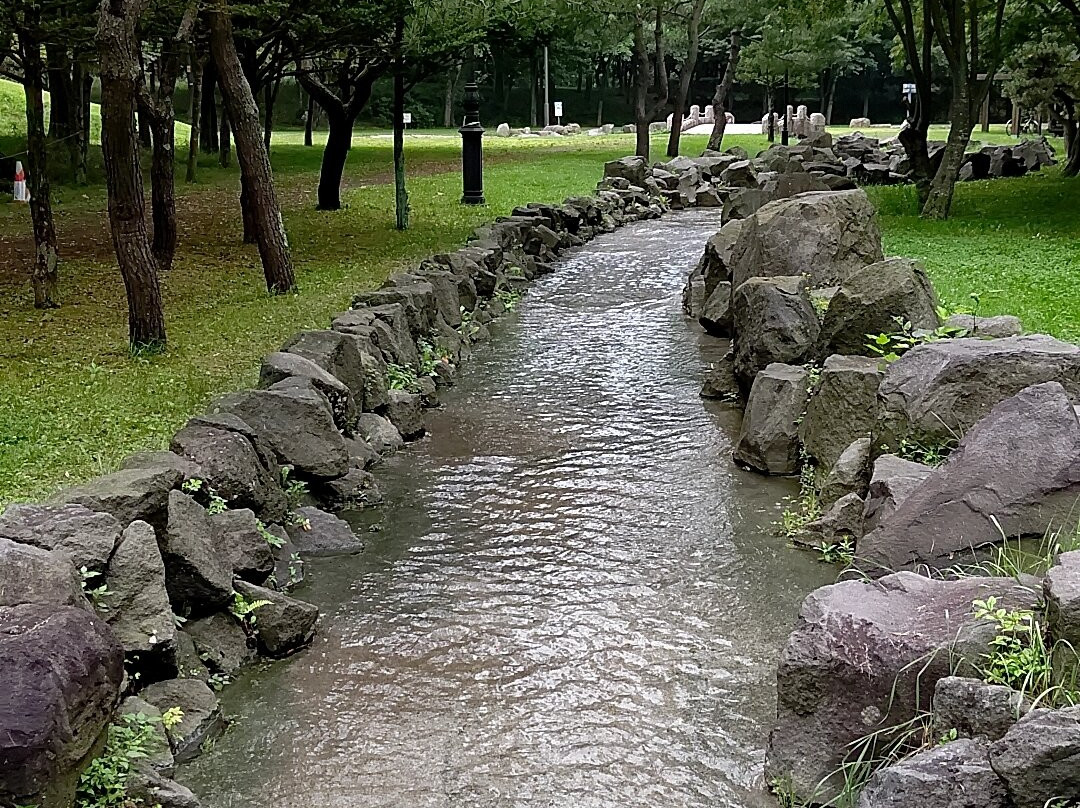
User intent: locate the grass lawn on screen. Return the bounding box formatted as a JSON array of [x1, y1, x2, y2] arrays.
[[0, 80, 1075, 507]]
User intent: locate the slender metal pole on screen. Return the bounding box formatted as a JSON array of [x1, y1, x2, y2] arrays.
[[460, 60, 485, 205], [543, 45, 550, 128]]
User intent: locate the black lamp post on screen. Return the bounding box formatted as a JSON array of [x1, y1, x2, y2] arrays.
[[459, 71, 485, 206]]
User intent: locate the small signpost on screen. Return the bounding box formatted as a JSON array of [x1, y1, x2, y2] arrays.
[[553, 101, 563, 125], [13, 161, 28, 203], [402, 112, 413, 129], [902, 82, 917, 105]]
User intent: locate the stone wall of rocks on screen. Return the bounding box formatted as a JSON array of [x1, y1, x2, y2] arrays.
[[0, 156, 702, 808], [682, 183, 1080, 807]]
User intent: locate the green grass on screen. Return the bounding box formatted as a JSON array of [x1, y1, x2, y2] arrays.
[[0, 81, 1075, 507]]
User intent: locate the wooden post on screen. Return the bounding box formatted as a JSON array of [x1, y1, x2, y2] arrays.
[[980, 93, 990, 133], [1010, 101, 1020, 137]]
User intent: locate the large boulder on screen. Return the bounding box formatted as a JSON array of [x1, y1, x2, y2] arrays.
[[932, 676, 1028, 743], [55, 466, 181, 534], [209, 508, 274, 584], [944, 314, 1023, 339], [0, 503, 121, 574], [603, 155, 648, 186], [861, 453, 933, 534], [104, 520, 177, 677], [733, 364, 809, 475], [698, 282, 732, 336], [875, 334, 1080, 448], [170, 419, 287, 524], [286, 506, 363, 556], [819, 437, 872, 507], [384, 389, 425, 440], [160, 491, 233, 616], [233, 581, 319, 657], [858, 383, 1080, 575], [141, 678, 225, 765], [1045, 552, 1080, 649], [356, 413, 404, 456], [728, 189, 883, 290], [351, 282, 436, 339], [0, 604, 124, 808], [280, 330, 367, 411], [988, 707, 1080, 808], [0, 537, 86, 609], [212, 387, 349, 480], [817, 258, 941, 357], [855, 738, 1010, 808], [259, 352, 355, 431], [185, 612, 254, 676], [765, 572, 1036, 803], [800, 355, 884, 472], [732, 276, 820, 393]]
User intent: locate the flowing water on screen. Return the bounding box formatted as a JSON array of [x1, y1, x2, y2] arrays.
[[179, 210, 832, 808]]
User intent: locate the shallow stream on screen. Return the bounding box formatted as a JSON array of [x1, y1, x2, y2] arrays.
[[179, 210, 832, 808]]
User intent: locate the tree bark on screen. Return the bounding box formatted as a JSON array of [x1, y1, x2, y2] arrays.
[[304, 91, 315, 146], [824, 72, 838, 125], [97, 0, 167, 351], [201, 63, 219, 152], [19, 24, 61, 308], [632, 7, 669, 161], [209, 1, 295, 293], [666, 0, 706, 158], [218, 110, 231, 167], [922, 83, 974, 220], [393, 18, 409, 230], [187, 56, 203, 182], [263, 79, 279, 151], [883, 0, 935, 204], [45, 44, 74, 141], [1065, 121, 1080, 177], [706, 30, 741, 151], [443, 64, 460, 128]]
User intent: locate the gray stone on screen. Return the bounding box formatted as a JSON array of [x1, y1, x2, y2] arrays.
[[944, 314, 1023, 338], [141, 678, 226, 764], [259, 351, 355, 431], [185, 612, 254, 675], [0, 502, 121, 574], [933, 676, 1028, 742], [733, 364, 809, 475], [1044, 551, 1080, 648], [860, 383, 1080, 575], [337, 304, 420, 371], [698, 282, 732, 336], [161, 491, 233, 616], [384, 389, 425, 440], [105, 520, 177, 674], [728, 189, 883, 290], [819, 437, 872, 507], [766, 572, 1037, 803], [700, 351, 740, 402], [0, 537, 86, 609], [352, 281, 436, 338], [799, 492, 864, 547], [119, 696, 174, 774], [55, 466, 182, 533], [989, 706, 1080, 808], [171, 421, 287, 524], [0, 604, 124, 808], [234, 580, 319, 657], [286, 506, 363, 557], [800, 355, 884, 472], [345, 435, 379, 469], [875, 334, 1080, 448], [719, 159, 757, 187], [357, 413, 404, 455], [855, 738, 1010, 808], [603, 155, 648, 186], [121, 451, 204, 488], [174, 630, 210, 681], [818, 258, 941, 357], [313, 468, 381, 511], [127, 767, 203, 808], [210, 508, 274, 584], [732, 276, 820, 393], [212, 387, 349, 480], [862, 453, 933, 534]]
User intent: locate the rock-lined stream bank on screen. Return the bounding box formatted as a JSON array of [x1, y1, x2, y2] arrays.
[[177, 210, 832, 807]]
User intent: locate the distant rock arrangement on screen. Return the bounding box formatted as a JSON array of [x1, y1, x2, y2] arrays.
[[1, 154, 734, 808], [682, 182, 1080, 808]]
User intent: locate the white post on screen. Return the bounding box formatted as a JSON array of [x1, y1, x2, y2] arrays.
[[543, 45, 550, 128], [13, 161, 28, 203]]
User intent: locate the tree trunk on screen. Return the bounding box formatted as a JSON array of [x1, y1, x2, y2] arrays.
[[443, 64, 460, 128], [218, 111, 231, 167], [19, 25, 61, 308], [97, 0, 167, 351], [317, 110, 354, 210], [304, 92, 315, 146], [666, 0, 706, 158], [1062, 118, 1080, 177], [187, 57, 203, 182], [393, 18, 409, 230], [263, 80, 279, 151], [529, 52, 538, 128], [898, 124, 932, 207], [209, 2, 295, 294], [70, 62, 89, 184], [201, 63, 219, 152], [706, 31, 741, 151], [45, 44, 74, 141], [824, 72, 838, 125], [922, 84, 974, 220]]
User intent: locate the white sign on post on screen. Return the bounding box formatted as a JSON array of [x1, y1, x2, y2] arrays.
[[402, 112, 413, 126], [553, 101, 563, 117]]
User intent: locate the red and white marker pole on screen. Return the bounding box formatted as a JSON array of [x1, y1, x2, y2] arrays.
[[13, 161, 29, 203]]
